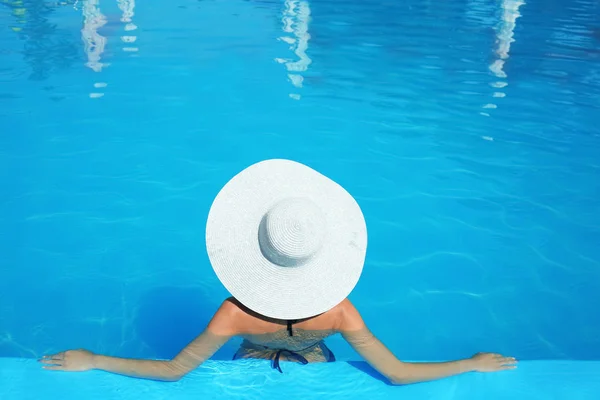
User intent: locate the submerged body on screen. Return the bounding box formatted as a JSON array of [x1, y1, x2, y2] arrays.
[[231, 298, 337, 368], [40, 298, 517, 384], [234, 328, 337, 370]]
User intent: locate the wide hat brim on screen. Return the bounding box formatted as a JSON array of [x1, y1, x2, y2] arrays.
[[206, 159, 367, 320]]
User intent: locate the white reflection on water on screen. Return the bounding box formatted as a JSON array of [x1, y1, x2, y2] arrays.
[[275, 0, 311, 100], [483, 0, 525, 114], [81, 0, 108, 74], [490, 0, 525, 79], [80, 0, 137, 98], [118, 0, 138, 52]]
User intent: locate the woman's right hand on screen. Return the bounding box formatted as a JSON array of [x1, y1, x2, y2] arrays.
[[469, 352, 517, 372], [40, 349, 96, 372]]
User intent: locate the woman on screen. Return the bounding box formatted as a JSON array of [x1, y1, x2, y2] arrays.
[[40, 159, 517, 384]]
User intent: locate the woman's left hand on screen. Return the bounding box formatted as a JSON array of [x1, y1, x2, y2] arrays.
[[39, 349, 96, 372]]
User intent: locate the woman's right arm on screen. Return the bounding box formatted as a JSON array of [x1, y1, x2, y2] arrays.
[[337, 299, 517, 385], [41, 299, 240, 381]]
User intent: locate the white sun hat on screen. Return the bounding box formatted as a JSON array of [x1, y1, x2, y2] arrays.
[[206, 159, 367, 320]]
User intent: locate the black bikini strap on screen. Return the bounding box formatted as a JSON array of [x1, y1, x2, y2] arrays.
[[272, 349, 308, 373], [287, 320, 294, 336]]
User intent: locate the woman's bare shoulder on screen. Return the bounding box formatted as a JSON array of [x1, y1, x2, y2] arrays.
[[329, 298, 366, 331], [206, 297, 248, 335]]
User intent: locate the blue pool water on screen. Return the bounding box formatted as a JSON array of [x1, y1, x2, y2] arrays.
[[1, 0, 600, 398]]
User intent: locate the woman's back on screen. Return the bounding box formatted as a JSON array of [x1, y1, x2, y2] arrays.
[[240, 329, 335, 352], [230, 298, 339, 364], [232, 297, 339, 335]]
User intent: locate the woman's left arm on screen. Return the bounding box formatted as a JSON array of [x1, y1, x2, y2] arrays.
[[40, 299, 240, 381]]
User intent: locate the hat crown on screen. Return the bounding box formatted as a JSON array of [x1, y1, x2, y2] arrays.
[[258, 197, 326, 267]]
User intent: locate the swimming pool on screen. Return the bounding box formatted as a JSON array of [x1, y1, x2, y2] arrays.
[[1, 0, 599, 398]]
